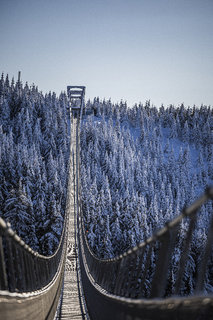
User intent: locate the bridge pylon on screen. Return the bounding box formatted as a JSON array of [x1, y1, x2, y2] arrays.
[[67, 86, 85, 119]]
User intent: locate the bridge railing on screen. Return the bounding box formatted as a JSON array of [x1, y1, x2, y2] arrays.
[[79, 187, 213, 299], [0, 153, 72, 294], [0, 215, 68, 293]]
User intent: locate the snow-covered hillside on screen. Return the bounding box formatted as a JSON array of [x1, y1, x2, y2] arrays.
[[81, 100, 212, 257], [80, 99, 213, 294]]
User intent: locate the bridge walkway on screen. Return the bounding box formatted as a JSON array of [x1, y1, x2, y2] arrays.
[[56, 117, 86, 319]]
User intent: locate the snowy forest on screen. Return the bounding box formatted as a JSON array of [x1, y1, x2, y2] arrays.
[[81, 100, 212, 257], [0, 73, 213, 294], [0, 74, 69, 254], [80, 99, 213, 294]]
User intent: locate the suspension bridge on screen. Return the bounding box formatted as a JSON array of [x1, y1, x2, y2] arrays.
[[0, 86, 213, 320]]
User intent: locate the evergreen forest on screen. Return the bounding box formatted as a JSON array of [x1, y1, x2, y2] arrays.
[[0, 74, 69, 254]]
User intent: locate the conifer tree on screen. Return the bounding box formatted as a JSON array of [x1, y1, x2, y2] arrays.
[[3, 180, 38, 250]]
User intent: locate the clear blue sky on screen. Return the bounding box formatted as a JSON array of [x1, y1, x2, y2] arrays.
[[0, 0, 213, 108]]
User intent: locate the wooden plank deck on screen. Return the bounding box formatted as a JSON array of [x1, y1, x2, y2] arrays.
[[55, 117, 86, 319]]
